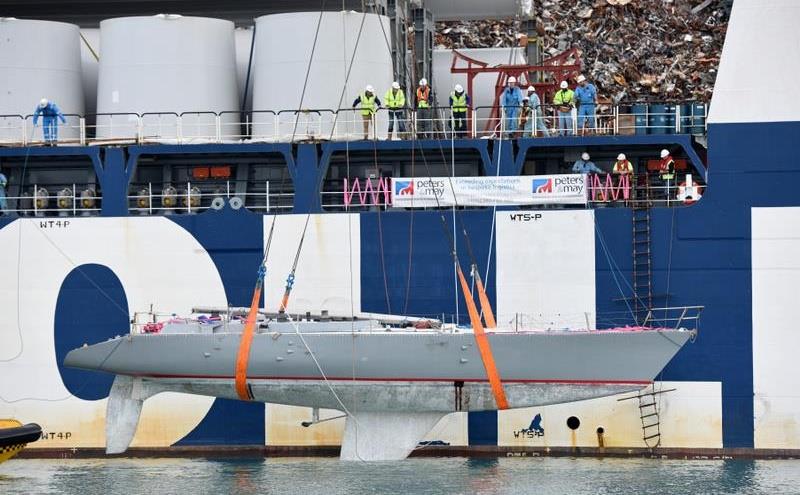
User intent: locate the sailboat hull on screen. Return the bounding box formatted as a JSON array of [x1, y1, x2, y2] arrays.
[[65, 328, 693, 411]]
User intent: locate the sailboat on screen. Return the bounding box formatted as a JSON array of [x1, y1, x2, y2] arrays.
[[64, 216, 699, 460]]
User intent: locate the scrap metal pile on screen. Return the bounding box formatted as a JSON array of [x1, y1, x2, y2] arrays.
[[435, 0, 730, 102]]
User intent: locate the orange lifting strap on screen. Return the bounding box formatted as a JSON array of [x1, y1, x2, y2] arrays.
[[234, 283, 263, 401], [472, 265, 496, 328], [456, 265, 509, 410]]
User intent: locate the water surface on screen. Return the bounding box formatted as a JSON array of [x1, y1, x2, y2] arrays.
[[2, 457, 799, 494]]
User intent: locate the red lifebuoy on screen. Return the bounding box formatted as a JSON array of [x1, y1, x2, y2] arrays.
[[678, 181, 704, 205]]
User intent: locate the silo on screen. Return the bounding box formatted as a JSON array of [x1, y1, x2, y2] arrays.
[[0, 18, 84, 144], [235, 27, 255, 114], [79, 28, 100, 118], [252, 11, 394, 141], [96, 15, 239, 142]]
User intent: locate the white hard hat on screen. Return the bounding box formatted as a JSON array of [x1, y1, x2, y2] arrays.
[[391, 81, 400, 90], [527, 85, 536, 92], [39, 98, 48, 107], [454, 84, 463, 93], [365, 85, 374, 93], [581, 152, 590, 161], [419, 78, 427, 86], [522, 96, 530, 101], [577, 75, 586, 83], [508, 76, 517, 84], [560, 81, 568, 89], [660, 149, 670, 158], [617, 153, 626, 161]]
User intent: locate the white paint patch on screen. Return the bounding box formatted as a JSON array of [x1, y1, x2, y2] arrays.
[[265, 405, 467, 448], [708, 0, 800, 124], [263, 214, 360, 315], [0, 217, 223, 448], [495, 210, 596, 330], [498, 381, 722, 448], [752, 207, 800, 448]]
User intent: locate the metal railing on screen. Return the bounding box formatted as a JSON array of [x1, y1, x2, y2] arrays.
[[126, 180, 294, 215], [316, 173, 703, 211], [642, 306, 704, 331], [0, 184, 100, 216], [0, 102, 707, 147]]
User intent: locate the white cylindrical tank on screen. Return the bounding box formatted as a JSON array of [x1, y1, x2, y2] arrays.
[[0, 18, 84, 143], [235, 27, 255, 114], [96, 15, 239, 142], [79, 28, 100, 118], [252, 11, 394, 141]]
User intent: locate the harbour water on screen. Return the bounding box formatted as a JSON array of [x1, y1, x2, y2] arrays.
[[2, 457, 800, 494]]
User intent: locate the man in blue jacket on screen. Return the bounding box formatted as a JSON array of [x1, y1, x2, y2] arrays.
[[500, 76, 524, 136], [33, 98, 66, 144], [572, 152, 604, 174], [574, 75, 598, 135]]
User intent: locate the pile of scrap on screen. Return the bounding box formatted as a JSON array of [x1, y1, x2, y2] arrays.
[[434, 0, 730, 102]]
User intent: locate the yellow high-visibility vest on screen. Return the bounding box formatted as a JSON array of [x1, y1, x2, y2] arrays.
[[360, 92, 377, 116], [450, 92, 468, 112], [384, 89, 406, 109]]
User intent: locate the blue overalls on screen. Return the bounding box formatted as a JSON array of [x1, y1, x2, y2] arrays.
[[33, 102, 66, 143], [501, 86, 523, 134], [575, 83, 597, 130]]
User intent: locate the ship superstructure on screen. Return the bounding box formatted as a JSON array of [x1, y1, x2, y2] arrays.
[[0, 0, 798, 458]]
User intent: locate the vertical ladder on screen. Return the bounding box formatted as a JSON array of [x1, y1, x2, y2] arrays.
[[632, 173, 653, 325], [638, 384, 662, 449]]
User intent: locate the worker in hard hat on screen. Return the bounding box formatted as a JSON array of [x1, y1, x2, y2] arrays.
[[352, 85, 382, 140], [415, 78, 432, 139], [553, 81, 575, 136], [500, 76, 524, 136], [32, 98, 66, 145], [449, 84, 470, 138], [572, 152, 603, 174], [574, 75, 598, 135], [657, 149, 675, 200], [0, 168, 7, 215], [612, 153, 633, 175], [385, 82, 406, 140], [519, 97, 532, 138], [524, 85, 550, 138]]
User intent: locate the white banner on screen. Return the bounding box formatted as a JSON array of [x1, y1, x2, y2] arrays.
[[391, 175, 588, 208]]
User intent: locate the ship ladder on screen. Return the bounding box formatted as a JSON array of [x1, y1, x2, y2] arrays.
[[619, 383, 676, 451], [632, 173, 653, 325]]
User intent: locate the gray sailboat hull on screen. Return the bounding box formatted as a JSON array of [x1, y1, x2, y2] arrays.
[[65, 328, 693, 412]]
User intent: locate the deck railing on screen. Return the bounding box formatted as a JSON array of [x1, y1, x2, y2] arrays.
[[0, 102, 707, 146]]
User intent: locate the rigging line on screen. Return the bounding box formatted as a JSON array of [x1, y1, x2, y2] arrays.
[[278, 212, 312, 313], [240, 24, 257, 115], [327, 10, 369, 141], [2, 127, 35, 363], [291, 1, 328, 143], [402, 143, 415, 314], [594, 221, 637, 323], [369, 2, 396, 78], [664, 206, 677, 321], [28, 219, 134, 319], [371, 141, 392, 313], [0, 335, 124, 403], [595, 216, 649, 312], [284, 313, 366, 462], [483, 103, 506, 284], [429, 126, 497, 326]]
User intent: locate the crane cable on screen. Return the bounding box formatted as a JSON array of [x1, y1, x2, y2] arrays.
[[412, 138, 508, 410], [234, 215, 277, 400]]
